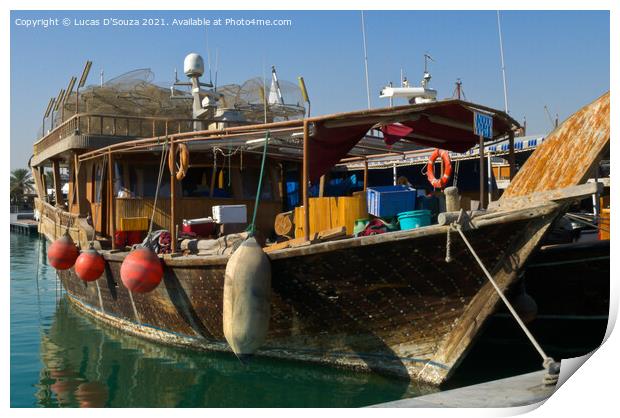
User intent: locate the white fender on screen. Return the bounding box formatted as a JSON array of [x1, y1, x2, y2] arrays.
[[223, 237, 271, 358]]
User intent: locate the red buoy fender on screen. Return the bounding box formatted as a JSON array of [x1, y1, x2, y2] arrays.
[[48, 235, 79, 270], [75, 248, 106, 282], [120, 247, 163, 293], [426, 149, 453, 189]]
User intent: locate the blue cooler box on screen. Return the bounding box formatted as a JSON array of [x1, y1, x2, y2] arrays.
[[366, 185, 417, 218]]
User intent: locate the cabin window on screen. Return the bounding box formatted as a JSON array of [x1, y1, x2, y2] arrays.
[[285, 166, 300, 210], [92, 162, 106, 202], [117, 164, 170, 198], [242, 167, 273, 200], [141, 167, 170, 198], [180, 166, 233, 198]]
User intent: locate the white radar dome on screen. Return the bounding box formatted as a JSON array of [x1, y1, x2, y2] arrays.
[[184, 53, 204, 77]]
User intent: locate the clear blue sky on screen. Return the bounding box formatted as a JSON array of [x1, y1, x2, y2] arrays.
[[10, 10, 609, 169]]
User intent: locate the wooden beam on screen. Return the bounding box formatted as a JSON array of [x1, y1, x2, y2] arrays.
[[107, 150, 116, 248], [488, 182, 604, 211], [170, 139, 177, 252], [73, 153, 84, 214], [52, 159, 64, 208], [39, 167, 48, 202], [318, 175, 326, 197], [302, 120, 310, 242]]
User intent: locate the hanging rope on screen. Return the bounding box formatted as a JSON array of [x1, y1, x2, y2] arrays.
[[452, 159, 460, 187], [445, 228, 452, 263], [452, 223, 560, 384], [89, 153, 108, 247], [212, 146, 242, 188], [247, 131, 270, 237], [147, 138, 169, 240]]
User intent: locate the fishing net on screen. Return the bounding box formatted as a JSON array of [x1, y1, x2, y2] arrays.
[[43, 68, 305, 138]]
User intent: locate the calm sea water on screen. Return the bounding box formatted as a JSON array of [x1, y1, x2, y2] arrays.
[[10, 232, 435, 408]]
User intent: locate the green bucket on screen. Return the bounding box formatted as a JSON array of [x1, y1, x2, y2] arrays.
[[398, 210, 431, 230]]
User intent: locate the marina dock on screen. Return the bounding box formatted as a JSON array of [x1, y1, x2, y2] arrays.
[[370, 370, 556, 408], [10, 219, 38, 234]]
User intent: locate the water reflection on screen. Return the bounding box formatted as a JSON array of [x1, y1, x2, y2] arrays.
[[34, 299, 435, 407]]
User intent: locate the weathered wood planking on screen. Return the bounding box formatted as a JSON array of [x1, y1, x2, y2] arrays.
[[502, 92, 609, 198], [53, 203, 556, 385]]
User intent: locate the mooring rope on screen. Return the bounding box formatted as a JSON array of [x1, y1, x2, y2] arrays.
[[247, 131, 270, 237], [445, 227, 452, 263], [90, 153, 108, 247], [452, 159, 460, 187], [147, 138, 169, 240], [452, 223, 559, 384]]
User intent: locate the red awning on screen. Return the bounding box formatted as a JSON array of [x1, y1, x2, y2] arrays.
[[309, 122, 374, 183], [306, 100, 518, 182]]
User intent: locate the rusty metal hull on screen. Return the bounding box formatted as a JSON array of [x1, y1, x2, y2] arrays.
[[54, 204, 557, 386]]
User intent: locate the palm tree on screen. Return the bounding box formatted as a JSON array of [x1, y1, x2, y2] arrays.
[[10, 168, 34, 205]]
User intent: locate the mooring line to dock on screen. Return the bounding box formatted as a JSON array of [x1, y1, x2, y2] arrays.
[[127, 290, 141, 324], [453, 223, 560, 385], [95, 280, 105, 314]]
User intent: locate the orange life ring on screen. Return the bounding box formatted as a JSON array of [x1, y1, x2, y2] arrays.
[[168, 143, 189, 181], [426, 149, 453, 189]]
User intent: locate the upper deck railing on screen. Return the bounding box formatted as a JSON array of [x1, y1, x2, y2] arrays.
[[33, 113, 204, 155]]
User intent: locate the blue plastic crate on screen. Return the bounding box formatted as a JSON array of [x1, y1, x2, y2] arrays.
[[366, 185, 417, 218]]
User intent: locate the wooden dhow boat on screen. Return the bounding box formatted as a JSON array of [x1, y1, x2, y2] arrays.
[[30, 58, 609, 385]]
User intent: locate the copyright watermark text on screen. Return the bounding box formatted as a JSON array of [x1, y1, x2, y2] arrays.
[[13, 16, 293, 29]]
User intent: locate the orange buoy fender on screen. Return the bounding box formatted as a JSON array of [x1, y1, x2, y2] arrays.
[[120, 247, 163, 293], [168, 143, 189, 181], [426, 149, 453, 189], [47, 235, 79, 270], [223, 238, 271, 357], [75, 248, 106, 282]]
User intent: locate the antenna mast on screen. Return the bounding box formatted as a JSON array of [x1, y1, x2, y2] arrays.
[[360, 11, 371, 109], [497, 10, 509, 113], [453, 78, 466, 100], [206, 26, 213, 85]]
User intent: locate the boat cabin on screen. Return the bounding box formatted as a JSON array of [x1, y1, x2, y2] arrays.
[[31, 96, 520, 253]]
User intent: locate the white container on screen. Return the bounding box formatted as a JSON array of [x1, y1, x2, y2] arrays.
[[183, 217, 213, 225], [212, 205, 247, 224]]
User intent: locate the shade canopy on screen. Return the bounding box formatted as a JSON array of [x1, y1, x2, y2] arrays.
[[307, 99, 519, 182]]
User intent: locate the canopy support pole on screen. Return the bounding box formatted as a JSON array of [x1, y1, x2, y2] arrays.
[[52, 159, 64, 209], [319, 175, 326, 197], [487, 150, 493, 204], [170, 139, 177, 253], [363, 159, 369, 191], [303, 120, 310, 242], [479, 135, 485, 209], [107, 150, 116, 249]]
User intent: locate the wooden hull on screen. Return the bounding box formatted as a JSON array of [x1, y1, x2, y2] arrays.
[[49, 204, 558, 385]]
